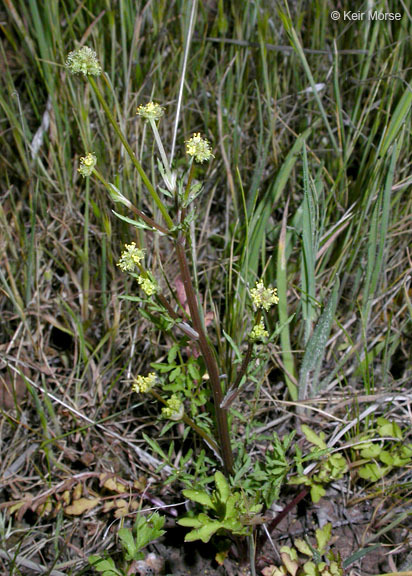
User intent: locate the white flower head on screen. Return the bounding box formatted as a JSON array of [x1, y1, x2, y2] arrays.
[[136, 102, 165, 121], [66, 47, 102, 76]]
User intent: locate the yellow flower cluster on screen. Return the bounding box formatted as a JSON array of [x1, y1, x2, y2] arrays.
[[66, 47, 102, 76], [250, 281, 279, 311], [78, 153, 97, 177], [132, 372, 156, 394], [137, 276, 158, 296], [249, 319, 269, 342], [136, 102, 165, 121], [161, 394, 184, 421], [185, 133, 214, 163], [117, 242, 145, 272]]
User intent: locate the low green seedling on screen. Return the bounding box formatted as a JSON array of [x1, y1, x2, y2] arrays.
[[262, 523, 343, 576], [352, 417, 412, 482], [289, 425, 348, 503], [177, 471, 262, 543], [89, 512, 165, 575]]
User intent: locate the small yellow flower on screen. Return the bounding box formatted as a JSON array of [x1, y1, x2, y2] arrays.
[[136, 102, 165, 121], [185, 133, 214, 163], [161, 394, 184, 421], [117, 242, 144, 272], [250, 281, 279, 311], [78, 152, 97, 177], [249, 319, 269, 342], [66, 47, 102, 76], [137, 276, 158, 296], [132, 372, 156, 394]]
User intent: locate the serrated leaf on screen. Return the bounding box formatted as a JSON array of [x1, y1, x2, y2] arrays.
[[184, 520, 221, 543], [316, 523, 332, 553], [224, 493, 240, 519], [310, 483, 325, 503], [177, 516, 203, 528], [182, 489, 214, 509], [280, 549, 299, 576], [118, 528, 137, 560], [360, 444, 381, 459], [214, 471, 230, 503], [88, 556, 122, 576], [167, 345, 178, 364], [302, 560, 317, 576], [358, 462, 387, 482], [294, 538, 313, 557], [188, 362, 201, 381], [301, 425, 327, 449], [378, 421, 402, 439], [379, 450, 395, 466]]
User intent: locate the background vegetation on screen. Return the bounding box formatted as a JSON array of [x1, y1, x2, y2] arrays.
[[0, 1, 411, 574]]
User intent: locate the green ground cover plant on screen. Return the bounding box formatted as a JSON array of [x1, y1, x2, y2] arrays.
[[0, 1, 411, 575]]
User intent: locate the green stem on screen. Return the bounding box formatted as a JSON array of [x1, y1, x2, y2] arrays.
[[82, 178, 90, 321], [220, 310, 262, 409], [150, 389, 220, 456], [175, 237, 234, 476], [149, 119, 175, 192], [88, 76, 174, 230], [184, 161, 195, 204], [93, 169, 169, 235]]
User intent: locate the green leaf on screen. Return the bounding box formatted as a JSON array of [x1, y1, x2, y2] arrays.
[[112, 210, 154, 230], [379, 450, 394, 466], [184, 520, 222, 543], [167, 345, 179, 364], [182, 488, 214, 509], [302, 561, 317, 576], [358, 462, 388, 482], [315, 523, 332, 553], [294, 538, 313, 557], [377, 420, 403, 439], [214, 471, 230, 503], [360, 444, 382, 459], [224, 493, 240, 520], [177, 516, 203, 528], [118, 528, 137, 560], [310, 483, 325, 503], [299, 280, 340, 399], [88, 555, 123, 576], [301, 425, 327, 449], [187, 361, 201, 381]]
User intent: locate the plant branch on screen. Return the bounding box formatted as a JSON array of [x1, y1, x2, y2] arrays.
[[92, 169, 169, 235], [88, 76, 174, 230], [150, 389, 220, 458]]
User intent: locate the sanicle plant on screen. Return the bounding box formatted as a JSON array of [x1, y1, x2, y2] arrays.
[[65, 45, 343, 568], [66, 46, 279, 482]]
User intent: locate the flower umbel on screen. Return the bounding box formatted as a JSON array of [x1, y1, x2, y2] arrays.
[[249, 319, 269, 342], [132, 373, 156, 394], [185, 133, 214, 163], [117, 242, 145, 272], [161, 394, 184, 421], [65, 47, 102, 76], [137, 276, 158, 296], [78, 153, 97, 177], [136, 102, 165, 121], [250, 281, 279, 311]]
